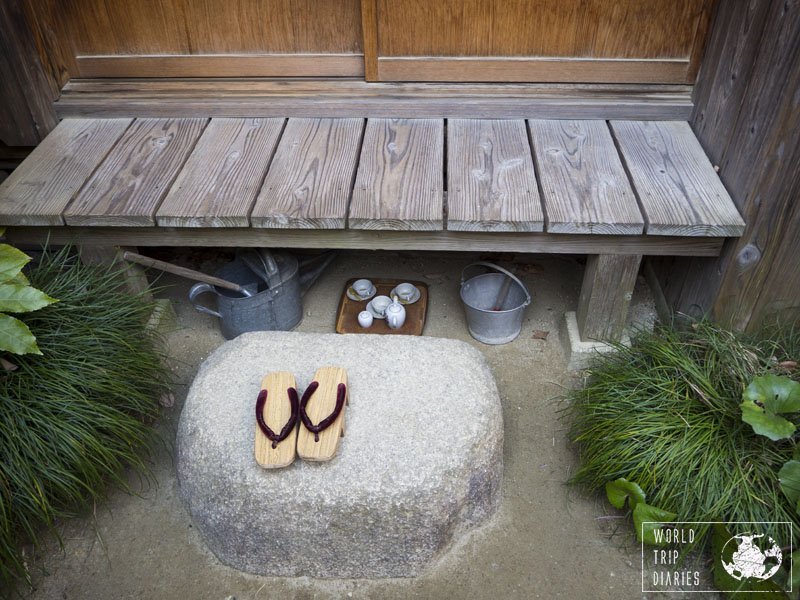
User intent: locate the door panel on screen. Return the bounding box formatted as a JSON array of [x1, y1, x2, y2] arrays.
[[27, 0, 365, 78], [363, 0, 715, 83]]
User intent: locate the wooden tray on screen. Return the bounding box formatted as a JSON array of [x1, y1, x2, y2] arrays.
[[335, 278, 429, 336]]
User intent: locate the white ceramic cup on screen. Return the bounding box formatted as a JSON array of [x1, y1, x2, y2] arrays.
[[371, 295, 391, 317], [357, 310, 373, 328], [395, 282, 417, 302], [353, 278, 374, 297]]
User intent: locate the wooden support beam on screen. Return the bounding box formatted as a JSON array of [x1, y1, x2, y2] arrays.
[[576, 254, 642, 342]]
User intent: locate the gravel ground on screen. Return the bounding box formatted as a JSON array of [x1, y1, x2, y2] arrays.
[[25, 249, 656, 600]]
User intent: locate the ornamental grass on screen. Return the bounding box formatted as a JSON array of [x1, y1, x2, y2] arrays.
[[0, 247, 170, 588]]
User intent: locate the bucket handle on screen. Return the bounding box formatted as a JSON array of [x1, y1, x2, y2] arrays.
[[460, 262, 531, 307], [189, 283, 223, 318]]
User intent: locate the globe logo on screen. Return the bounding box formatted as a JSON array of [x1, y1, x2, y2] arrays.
[[721, 533, 782, 581]]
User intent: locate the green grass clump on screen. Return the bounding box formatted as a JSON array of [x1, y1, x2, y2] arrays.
[[0, 247, 170, 588], [569, 321, 799, 538]]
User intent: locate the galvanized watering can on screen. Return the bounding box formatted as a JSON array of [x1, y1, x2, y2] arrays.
[[189, 250, 333, 339]]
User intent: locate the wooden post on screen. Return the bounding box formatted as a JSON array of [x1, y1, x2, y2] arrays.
[[78, 245, 153, 300], [576, 254, 642, 342]]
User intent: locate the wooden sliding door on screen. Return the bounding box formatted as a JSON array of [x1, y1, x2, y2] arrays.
[[26, 0, 365, 79], [361, 0, 715, 84]]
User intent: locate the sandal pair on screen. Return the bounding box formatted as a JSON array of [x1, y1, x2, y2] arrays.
[[254, 367, 348, 469]]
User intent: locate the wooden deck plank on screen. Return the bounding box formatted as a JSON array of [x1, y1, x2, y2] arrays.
[[529, 120, 644, 235], [250, 118, 363, 229], [0, 119, 131, 226], [156, 118, 284, 227], [350, 119, 444, 231], [447, 119, 543, 232], [65, 118, 207, 226], [610, 120, 746, 236]]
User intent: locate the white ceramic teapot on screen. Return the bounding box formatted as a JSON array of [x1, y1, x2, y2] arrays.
[[385, 296, 407, 329]]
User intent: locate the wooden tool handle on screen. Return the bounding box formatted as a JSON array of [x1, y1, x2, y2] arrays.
[[122, 251, 247, 293]]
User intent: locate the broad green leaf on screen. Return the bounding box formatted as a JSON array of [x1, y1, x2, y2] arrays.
[[741, 403, 796, 441], [792, 552, 800, 595], [711, 523, 785, 597], [605, 478, 646, 509], [0, 283, 57, 313], [0, 244, 30, 282], [632, 502, 677, 545], [10, 271, 28, 285], [778, 460, 800, 513], [0, 313, 40, 355], [741, 375, 800, 440]]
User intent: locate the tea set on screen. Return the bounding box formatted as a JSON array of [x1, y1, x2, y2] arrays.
[[348, 278, 420, 330]]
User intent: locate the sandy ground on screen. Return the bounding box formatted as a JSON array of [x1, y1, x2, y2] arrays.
[[24, 249, 658, 600]]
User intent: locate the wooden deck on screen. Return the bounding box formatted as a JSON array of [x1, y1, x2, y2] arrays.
[[0, 117, 744, 247]]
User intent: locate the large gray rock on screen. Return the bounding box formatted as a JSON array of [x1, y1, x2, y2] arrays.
[[177, 332, 503, 578]]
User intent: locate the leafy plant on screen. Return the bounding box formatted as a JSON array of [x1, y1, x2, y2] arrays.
[[568, 321, 799, 553], [0, 234, 57, 355], [0, 247, 170, 589], [740, 375, 800, 441], [605, 478, 676, 545]]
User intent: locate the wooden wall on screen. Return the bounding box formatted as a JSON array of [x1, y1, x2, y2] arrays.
[[0, 1, 58, 146], [26, 0, 365, 79], [23, 0, 714, 84], [365, 0, 714, 83], [653, 0, 800, 331]]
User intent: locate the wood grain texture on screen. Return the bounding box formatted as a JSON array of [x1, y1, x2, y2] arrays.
[[7, 227, 725, 257], [251, 118, 363, 229], [611, 120, 744, 236], [350, 119, 444, 231], [447, 119, 543, 232], [0, 0, 59, 146], [576, 253, 642, 341], [0, 119, 131, 226], [705, 0, 800, 329], [254, 371, 298, 469], [360, 0, 379, 81], [650, 0, 772, 324], [29, 0, 363, 56], [296, 367, 348, 462], [64, 118, 207, 226], [376, 0, 710, 59], [76, 54, 364, 78], [686, 0, 717, 83], [378, 57, 690, 84], [690, 0, 771, 165], [55, 79, 694, 120], [529, 120, 643, 235], [156, 118, 284, 228]]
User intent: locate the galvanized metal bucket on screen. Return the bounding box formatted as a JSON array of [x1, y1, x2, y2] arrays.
[[189, 251, 302, 339], [460, 262, 531, 345]]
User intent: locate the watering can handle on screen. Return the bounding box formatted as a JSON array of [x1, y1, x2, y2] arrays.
[[460, 262, 532, 307], [189, 283, 223, 318], [258, 249, 283, 290]]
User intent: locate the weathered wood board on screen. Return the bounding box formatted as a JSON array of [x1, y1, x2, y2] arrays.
[[64, 118, 207, 226], [250, 118, 363, 229], [529, 120, 644, 235], [611, 120, 745, 237], [350, 118, 444, 230], [447, 119, 543, 232], [0, 118, 131, 225], [156, 118, 284, 227], [576, 253, 642, 341]]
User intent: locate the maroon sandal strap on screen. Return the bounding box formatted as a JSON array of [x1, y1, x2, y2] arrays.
[[299, 381, 347, 442], [255, 387, 299, 449]]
